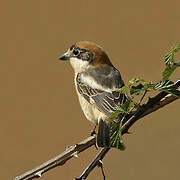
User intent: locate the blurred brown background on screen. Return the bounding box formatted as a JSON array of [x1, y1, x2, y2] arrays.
[[1, 0, 180, 180]]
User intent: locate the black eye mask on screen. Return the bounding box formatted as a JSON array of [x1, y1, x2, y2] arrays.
[[71, 46, 93, 63]]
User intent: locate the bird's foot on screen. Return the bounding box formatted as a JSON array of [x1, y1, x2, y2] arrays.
[[90, 129, 96, 136]]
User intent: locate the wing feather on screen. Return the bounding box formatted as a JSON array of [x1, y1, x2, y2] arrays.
[[76, 73, 126, 116]]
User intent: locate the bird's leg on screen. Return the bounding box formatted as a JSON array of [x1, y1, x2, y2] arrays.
[[90, 125, 98, 149], [90, 125, 97, 136]]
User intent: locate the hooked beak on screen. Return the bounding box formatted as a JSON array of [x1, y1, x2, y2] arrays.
[[59, 52, 70, 61]]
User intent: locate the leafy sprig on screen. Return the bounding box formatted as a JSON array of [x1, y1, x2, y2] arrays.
[[162, 43, 180, 81], [110, 43, 180, 150]]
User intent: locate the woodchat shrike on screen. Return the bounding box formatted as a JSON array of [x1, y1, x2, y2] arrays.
[[59, 41, 126, 147]]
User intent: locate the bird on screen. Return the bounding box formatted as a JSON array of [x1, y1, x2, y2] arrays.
[[59, 41, 126, 147]]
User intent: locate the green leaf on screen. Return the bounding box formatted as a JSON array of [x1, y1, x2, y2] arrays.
[[119, 85, 132, 100], [110, 119, 126, 150], [109, 100, 135, 123], [128, 77, 145, 85], [153, 80, 180, 97], [121, 100, 135, 112], [118, 77, 147, 101], [130, 84, 144, 95], [109, 43, 180, 150], [109, 100, 135, 150], [162, 65, 177, 81], [162, 44, 180, 81], [109, 110, 122, 121], [130, 82, 154, 96]]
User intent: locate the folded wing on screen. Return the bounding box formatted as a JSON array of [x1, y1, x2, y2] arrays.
[[76, 73, 126, 116]]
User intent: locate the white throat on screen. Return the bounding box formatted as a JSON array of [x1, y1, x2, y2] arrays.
[[70, 57, 89, 73]]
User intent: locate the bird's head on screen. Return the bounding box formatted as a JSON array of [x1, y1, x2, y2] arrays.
[[59, 41, 113, 73]]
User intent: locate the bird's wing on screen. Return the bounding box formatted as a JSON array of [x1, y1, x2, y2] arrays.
[[76, 73, 126, 116]]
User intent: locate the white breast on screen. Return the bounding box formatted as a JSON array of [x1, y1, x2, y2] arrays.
[[74, 74, 107, 125], [70, 57, 89, 73]]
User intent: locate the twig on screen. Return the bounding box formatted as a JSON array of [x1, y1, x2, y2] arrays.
[[14, 80, 180, 180], [14, 136, 96, 180], [75, 148, 110, 180], [98, 160, 106, 180]]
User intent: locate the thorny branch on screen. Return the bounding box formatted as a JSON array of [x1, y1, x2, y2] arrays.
[[14, 136, 96, 180], [14, 80, 180, 180], [76, 80, 180, 180]]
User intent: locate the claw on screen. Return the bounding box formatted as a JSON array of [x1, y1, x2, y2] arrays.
[[94, 143, 98, 150], [90, 130, 96, 136], [90, 125, 97, 136]]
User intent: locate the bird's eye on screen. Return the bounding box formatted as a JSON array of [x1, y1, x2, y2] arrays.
[[73, 49, 80, 56], [70, 46, 74, 51]]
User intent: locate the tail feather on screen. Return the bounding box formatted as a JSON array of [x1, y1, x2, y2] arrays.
[[97, 120, 110, 147]]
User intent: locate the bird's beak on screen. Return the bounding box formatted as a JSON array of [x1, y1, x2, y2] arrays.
[[59, 52, 70, 61]]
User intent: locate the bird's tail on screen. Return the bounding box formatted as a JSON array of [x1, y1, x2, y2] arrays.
[[97, 120, 110, 147]]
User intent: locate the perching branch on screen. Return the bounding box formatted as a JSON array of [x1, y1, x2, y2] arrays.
[[14, 80, 180, 180], [76, 80, 180, 180], [14, 136, 96, 180]]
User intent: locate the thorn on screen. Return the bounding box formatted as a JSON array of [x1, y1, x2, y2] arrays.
[[35, 170, 43, 177], [90, 130, 96, 136], [72, 151, 78, 158], [66, 145, 73, 151], [97, 160, 103, 167], [74, 178, 81, 180]]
